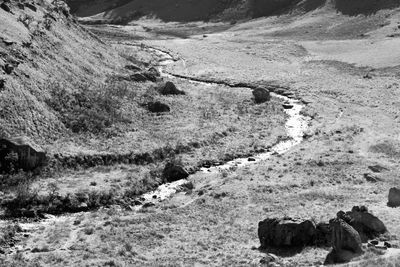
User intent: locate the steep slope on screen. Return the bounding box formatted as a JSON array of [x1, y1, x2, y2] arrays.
[[0, 0, 125, 143]]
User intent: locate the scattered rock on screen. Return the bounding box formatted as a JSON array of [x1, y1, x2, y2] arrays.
[[0, 79, 4, 90], [388, 187, 400, 207], [368, 165, 388, 173], [130, 73, 149, 82], [259, 253, 279, 265], [282, 103, 294, 109], [147, 101, 170, 113], [248, 157, 256, 162], [341, 206, 387, 242], [2, 64, 14, 75], [0, 2, 11, 13], [363, 173, 382, 183], [25, 3, 37, 12], [142, 72, 158, 82], [31, 245, 50, 253], [124, 64, 141, 71], [158, 81, 185, 95], [17, 3, 24, 10], [147, 67, 161, 77], [258, 217, 316, 248], [133, 199, 142, 205], [253, 87, 271, 104], [324, 218, 363, 264], [142, 202, 155, 208], [162, 162, 189, 182], [2, 38, 15, 46]]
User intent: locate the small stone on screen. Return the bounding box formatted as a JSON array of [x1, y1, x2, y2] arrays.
[[282, 103, 294, 109], [384, 241, 392, 248], [158, 81, 185, 95], [124, 64, 141, 71], [388, 188, 400, 207], [24, 3, 37, 12], [248, 158, 256, 162], [368, 165, 388, 173], [142, 202, 155, 208], [147, 101, 170, 113], [2, 64, 14, 75], [364, 173, 382, 183]]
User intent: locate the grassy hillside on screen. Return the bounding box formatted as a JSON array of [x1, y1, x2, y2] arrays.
[[0, 0, 126, 142]]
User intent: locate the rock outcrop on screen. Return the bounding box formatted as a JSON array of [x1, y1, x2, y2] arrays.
[[258, 217, 316, 248]]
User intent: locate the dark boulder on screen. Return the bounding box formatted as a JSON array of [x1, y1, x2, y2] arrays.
[[258, 217, 316, 248], [124, 64, 141, 71], [147, 101, 170, 113], [343, 206, 387, 242], [2, 64, 14, 75], [143, 72, 157, 82], [25, 3, 37, 12], [0, 2, 11, 13], [363, 173, 382, 183], [129, 71, 157, 82], [158, 81, 185, 95], [282, 103, 294, 109], [162, 162, 189, 182], [324, 218, 363, 264], [388, 187, 400, 207], [252, 87, 271, 104], [129, 73, 148, 82], [0, 79, 4, 90], [368, 165, 388, 173]]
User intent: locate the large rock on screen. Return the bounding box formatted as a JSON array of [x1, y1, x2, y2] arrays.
[[158, 81, 185, 95], [342, 206, 387, 242], [162, 162, 189, 182], [324, 218, 363, 264], [388, 187, 400, 207], [258, 217, 316, 248], [252, 87, 271, 104], [147, 101, 170, 113]]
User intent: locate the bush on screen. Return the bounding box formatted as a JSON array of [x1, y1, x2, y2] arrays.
[[46, 81, 131, 134]]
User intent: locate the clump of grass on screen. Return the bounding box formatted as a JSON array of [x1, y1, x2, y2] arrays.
[[45, 80, 132, 134]]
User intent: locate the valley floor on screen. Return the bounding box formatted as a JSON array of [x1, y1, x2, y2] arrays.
[[3, 7, 400, 266]]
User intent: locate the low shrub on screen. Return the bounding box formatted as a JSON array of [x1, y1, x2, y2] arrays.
[[46, 81, 131, 134]]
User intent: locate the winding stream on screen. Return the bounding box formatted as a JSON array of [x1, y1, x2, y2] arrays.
[[131, 43, 311, 208]]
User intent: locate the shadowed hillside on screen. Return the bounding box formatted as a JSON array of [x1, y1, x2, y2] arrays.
[[67, 0, 400, 23]]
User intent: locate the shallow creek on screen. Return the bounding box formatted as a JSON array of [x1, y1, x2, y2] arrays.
[[132, 44, 311, 209]]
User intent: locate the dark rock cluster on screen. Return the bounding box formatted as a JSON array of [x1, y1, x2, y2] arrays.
[[258, 206, 390, 265]]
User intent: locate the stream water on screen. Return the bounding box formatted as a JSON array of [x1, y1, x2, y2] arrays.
[[131, 44, 311, 208]]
